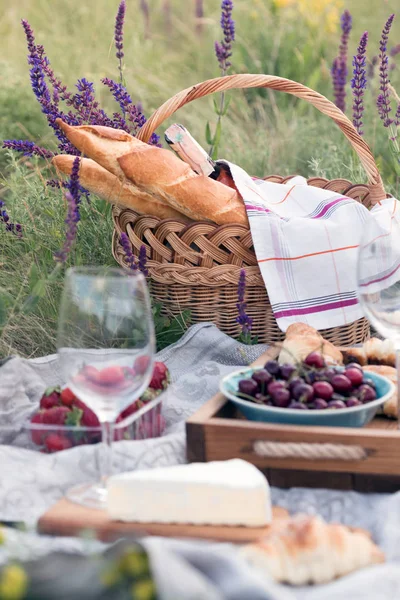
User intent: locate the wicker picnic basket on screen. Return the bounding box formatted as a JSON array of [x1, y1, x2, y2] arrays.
[[112, 74, 386, 345]]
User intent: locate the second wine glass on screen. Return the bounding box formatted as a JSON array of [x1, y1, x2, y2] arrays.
[[57, 266, 155, 508], [357, 202, 400, 423]]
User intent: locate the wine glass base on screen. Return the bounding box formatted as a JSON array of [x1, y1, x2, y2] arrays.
[[66, 481, 108, 510]]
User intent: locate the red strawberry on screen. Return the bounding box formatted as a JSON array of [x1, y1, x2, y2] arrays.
[[42, 406, 71, 426], [40, 387, 61, 410], [149, 362, 170, 391], [137, 414, 166, 439], [30, 412, 46, 446], [114, 414, 129, 441], [73, 399, 100, 427], [60, 387, 76, 407], [134, 355, 151, 375], [45, 433, 72, 453], [96, 366, 125, 386], [119, 399, 143, 421]]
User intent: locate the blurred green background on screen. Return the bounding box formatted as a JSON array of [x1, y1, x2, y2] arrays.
[[1, 0, 400, 356]]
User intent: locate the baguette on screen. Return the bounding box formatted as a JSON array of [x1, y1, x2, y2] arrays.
[[118, 147, 248, 225], [52, 155, 189, 221], [55, 120, 142, 181], [55, 119, 248, 225]]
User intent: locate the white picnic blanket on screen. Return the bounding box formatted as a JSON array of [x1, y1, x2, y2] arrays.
[[223, 161, 398, 332], [1, 324, 400, 599]]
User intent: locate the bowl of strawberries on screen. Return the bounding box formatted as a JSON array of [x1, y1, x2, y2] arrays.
[[26, 361, 169, 453]]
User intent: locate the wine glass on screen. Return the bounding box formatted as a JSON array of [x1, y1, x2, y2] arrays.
[[356, 201, 400, 423], [57, 266, 155, 508]]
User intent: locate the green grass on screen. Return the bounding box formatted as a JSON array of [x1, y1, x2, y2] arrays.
[[1, 0, 400, 357]]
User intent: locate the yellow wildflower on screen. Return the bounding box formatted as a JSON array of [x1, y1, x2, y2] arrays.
[[274, 0, 343, 33], [131, 579, 156, 600], [0, 565, 28, 600], [0, 529, 4, 546]]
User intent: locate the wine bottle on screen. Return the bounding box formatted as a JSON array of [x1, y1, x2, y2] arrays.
[[164, 124, 237, 191]]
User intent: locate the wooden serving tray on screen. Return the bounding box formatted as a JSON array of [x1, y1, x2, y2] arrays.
[[38, 498, 288, 543], [186, 348, 400, 493]]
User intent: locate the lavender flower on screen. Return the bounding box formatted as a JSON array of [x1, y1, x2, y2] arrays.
[[377, 14, 395, 127], [138, 245, 149, 277], [2, 140, 54, 159], [395, 103, 400, 127], [21, 19, 36, 58], [215, 0, 235, 73], [115, 1, 126, 84], [195, 0, 204, 35], [120, 233, 138, 271], [140, 0, 151, 39], [236, 269, 253, 339], [351, 32, 368, 136], [332, 9, 353, 112], [55, 157, 81, 263], [0, 201, 22, 238], [101, 78, 160, 144]]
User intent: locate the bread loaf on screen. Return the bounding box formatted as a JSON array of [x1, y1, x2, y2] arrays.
[[52, 155, 189, 221], [118, 148, 248, 225], [55, 119, 248, 225], [55, 120, 142, 181]]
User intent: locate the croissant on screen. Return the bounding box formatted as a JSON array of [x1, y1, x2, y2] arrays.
[[241, 514, 384, 586], [363, 364, 397, 418], [363, 338, 396, 367], [52, 155, 189, 221], [278, 323, 343, 366]]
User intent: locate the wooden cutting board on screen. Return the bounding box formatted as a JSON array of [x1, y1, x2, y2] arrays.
[[38, 499, 288, 543]]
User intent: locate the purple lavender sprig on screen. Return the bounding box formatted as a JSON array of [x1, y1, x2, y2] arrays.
[[215, 0, 235, 74], [332, 9, 353, 112], [101, 78, 161, 145], [55, 157, 81, 263], [115, 1, 126, 85], [0, 201, 22, 238], [377, 14, 395, 127], [236, 269, 253, 344], [138, 245, 149, 277], [2, 140, 54, 159], [119, 234, 149, 276], [209, 0, 235, 160], [351, 32, 368, 136], [120, 233, 138, 271]]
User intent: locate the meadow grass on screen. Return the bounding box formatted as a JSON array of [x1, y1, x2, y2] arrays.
[[1, 0, 400, 357]]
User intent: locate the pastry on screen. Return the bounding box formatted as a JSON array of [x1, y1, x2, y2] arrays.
[[364, 337, 396, 367], [342, 338, 396, 368], [241, 514, 384, 586], [363, 364, 397, 418], [52, 155, 189, 221], [278, 323, 343, 366]]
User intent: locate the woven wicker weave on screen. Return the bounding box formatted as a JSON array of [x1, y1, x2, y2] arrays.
[[112, 74, 386, 345]]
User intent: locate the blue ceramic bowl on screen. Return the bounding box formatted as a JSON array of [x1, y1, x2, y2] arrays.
[[219, 368, 395, 428]]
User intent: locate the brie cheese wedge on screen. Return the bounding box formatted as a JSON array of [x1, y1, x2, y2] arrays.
[[107, 459, 272, 526]]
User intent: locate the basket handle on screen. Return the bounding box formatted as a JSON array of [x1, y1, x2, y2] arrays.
[[137, 74, 385, 206]]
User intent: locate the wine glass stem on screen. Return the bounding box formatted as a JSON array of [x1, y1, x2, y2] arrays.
[[100, 421, 115, 487]]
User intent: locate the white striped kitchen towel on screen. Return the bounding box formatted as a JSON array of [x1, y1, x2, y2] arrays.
[[221, 161, 396, 332]]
